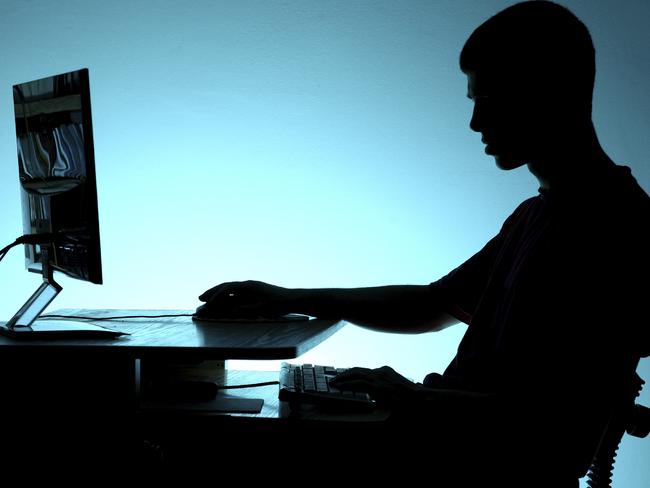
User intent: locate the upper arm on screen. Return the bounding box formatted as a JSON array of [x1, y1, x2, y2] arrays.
[[428, 199, 535, 324]]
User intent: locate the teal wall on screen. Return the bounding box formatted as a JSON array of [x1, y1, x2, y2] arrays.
[[0, 1, 648, 484]]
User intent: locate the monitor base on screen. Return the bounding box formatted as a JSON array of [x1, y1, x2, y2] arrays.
[[0, 319, 126, 339]]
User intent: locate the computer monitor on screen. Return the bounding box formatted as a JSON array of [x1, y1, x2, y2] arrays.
[[15, 68, 102, 284], [0, 68, 120, 338]]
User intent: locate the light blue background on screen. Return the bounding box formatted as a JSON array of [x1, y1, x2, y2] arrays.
[[0, 1, 648, 484]]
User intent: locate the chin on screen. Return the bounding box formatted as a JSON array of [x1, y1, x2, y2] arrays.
[[494, 153, 526, 171]]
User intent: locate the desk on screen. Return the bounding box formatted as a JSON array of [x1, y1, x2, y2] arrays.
[[0, 308, 344, 360], [0, 308, 343, 407], [0, 308, 345, 470]]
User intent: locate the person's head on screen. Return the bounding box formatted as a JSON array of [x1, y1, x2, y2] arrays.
[[460, 1, 596, 170]]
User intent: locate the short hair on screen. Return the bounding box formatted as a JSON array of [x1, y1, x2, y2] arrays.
[[460, 1, 595, 108]]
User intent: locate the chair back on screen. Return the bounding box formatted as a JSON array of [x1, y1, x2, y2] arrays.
[[585, 357, 649, 488]]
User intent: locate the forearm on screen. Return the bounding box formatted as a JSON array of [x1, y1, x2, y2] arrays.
[[289, 285, 457, 333]]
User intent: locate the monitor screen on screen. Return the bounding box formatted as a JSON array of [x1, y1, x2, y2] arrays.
[[13, 68, 102, 284]]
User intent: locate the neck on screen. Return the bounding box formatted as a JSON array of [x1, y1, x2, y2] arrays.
[[526, 124, 615, 191]]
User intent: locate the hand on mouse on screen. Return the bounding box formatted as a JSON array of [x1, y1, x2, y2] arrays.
[[196, 280, 293, 319]]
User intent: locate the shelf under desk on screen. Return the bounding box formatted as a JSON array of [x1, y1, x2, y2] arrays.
[[138, 369, 392, 474], [138, 369, 390, 420]]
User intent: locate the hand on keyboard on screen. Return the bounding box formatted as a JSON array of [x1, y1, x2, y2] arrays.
[[279, 363, 376, 413], [329, 365, 421, 407]]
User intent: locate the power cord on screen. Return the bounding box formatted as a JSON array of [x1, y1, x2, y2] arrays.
[[0, 238, 21, 263], [1, 232, 67, 264], [146, 379, 279, 402]]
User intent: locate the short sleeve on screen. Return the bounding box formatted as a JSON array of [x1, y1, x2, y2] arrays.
[[429, 198, 537, 324]]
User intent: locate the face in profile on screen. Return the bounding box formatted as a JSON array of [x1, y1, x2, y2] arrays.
[[466, 70, 564, 171]]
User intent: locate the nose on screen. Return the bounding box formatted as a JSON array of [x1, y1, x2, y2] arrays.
[[469, 101, 484, 133]]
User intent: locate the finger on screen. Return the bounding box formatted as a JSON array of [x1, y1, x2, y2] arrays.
[[344, 367, 373, 375], [330, 378, 374, 393], [376, 365, 397, 374], [330, 367, 372, 385], [199, 283, 230, 302], [201, 282, 245, 304]]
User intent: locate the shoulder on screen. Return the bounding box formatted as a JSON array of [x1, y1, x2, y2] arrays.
[[512, 195, 543, 214], [603, 165, 649, 212], [599, 166, 650, 238], [497, 195, 545, 234]]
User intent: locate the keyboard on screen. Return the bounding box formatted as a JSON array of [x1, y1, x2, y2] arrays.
[[279, 362, 376, 413]]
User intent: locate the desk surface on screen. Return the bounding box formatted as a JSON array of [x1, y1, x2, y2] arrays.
[[0, 308, 344, 360]]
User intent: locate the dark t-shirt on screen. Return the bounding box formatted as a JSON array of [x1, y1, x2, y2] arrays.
[[424, 164, 649, 472]]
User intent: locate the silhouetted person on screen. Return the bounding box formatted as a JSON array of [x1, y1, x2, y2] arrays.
[[197, 1, 649, 485]]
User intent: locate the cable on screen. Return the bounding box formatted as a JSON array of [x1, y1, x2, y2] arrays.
[[2, 235, 194, 322], [38, 313, 194, 321], [146, 379, 280, 402], [0, 239, 21, 263], [214, 381, 279, 390], [1, 233, 63, 264]]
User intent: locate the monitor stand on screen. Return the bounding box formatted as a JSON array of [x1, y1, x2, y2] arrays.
[[0, 247, 124, 339]]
